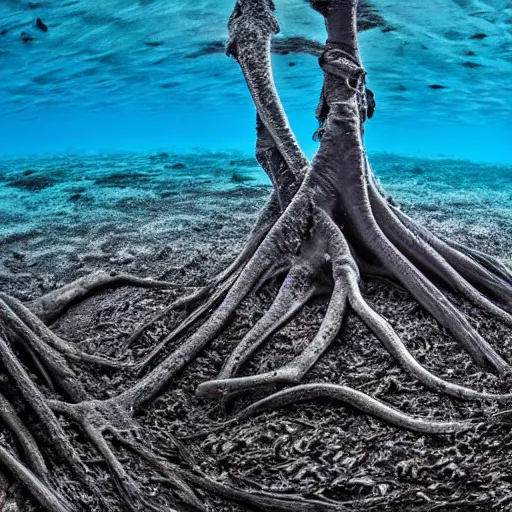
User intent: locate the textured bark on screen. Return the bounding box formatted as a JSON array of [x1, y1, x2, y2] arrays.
[[0, 1, 511, 511]]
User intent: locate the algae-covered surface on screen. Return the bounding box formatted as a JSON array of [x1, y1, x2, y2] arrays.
[[2, 152, 512, 510]]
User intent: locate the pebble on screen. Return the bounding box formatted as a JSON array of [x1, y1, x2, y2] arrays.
[[21, 31, 34, 42], [35, 18, 48, 32]]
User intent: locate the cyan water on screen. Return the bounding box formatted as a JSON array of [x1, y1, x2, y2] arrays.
[[1, 0, 511, 162], [0, 0, 511, 244]]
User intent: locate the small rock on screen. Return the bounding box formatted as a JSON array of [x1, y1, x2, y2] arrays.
[[461, 61, 481, 68], [35, 18, 48, 32], [12, 251, 25, 260], [21, 31, 34, 43], [69, 193, 82, 201], [469, 33, 487, 40], [0, 29, 7, 36], [6, 176, 57, 191], [171, 163, 186, 169], [428, 84, 446, 89], [288, 61, 296, 67], [231, 171, 252, 183], [23, 169, 36, 176]]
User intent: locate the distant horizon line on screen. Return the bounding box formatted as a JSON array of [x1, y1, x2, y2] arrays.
[[1, 147, 510, 167]]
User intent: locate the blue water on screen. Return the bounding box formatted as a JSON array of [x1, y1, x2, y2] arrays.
[[0, 0, 511, 163], [1, 150, 511, 299]]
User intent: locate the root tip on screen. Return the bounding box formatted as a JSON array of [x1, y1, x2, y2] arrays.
[[195, 381, 223, 400]]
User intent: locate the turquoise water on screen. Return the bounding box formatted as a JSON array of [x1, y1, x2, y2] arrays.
[[0, 0, 511, 163], [1, 151, 511, 256], [1, 6, 512, 509]]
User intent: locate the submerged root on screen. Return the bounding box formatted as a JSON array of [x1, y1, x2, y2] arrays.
[[125, 194, 281, 350], [4, 179, 511, 510], [233, 383, 481, 434], [390, 202, 512, 302], [199, 263, 320, 394], [27, 270, 185, 325], [2, 1, 512, 510], [0, 392, 47, 479], [163, 470, 347, 512], [0, 445, 72, 512], [0, 294, 131, 370], [197, 204, 512, 410], [368, 178, 512, 327]]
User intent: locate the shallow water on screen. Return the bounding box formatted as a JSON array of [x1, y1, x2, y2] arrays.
[[2, 4, 512, 511], [1, 151, 511, 264], [1, 1, 511, 297], [0, 0, 511, 162]]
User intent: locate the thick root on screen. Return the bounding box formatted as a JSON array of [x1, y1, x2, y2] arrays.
[[347, 278, 512, 401], [0, 336, 89, 481], [234, 383, 481, 434], [0, 392, 48, 478], [368, 178, 512, 326], [0, 446, 72, 512], [196, 262, 345, 399], [1, 294, 131, 369], [3, 2, 512, 511], [391, 203, 512, 301], [214, 264, 319, 382], [27, 270, 183, 324]]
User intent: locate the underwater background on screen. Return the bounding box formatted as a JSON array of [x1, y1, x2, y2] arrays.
[[2, 3, 512, 511], [0, 0, 511, 163], [0, 0, 512, 269]]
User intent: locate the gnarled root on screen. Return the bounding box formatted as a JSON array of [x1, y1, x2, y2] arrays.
[[233, 383, 481, 435], [27, 270, 184, 325], [3, 1, 512, 511], [0, 392, 47, 479], [188, 0, 512, 446], [196, 201, 512, 411], [0, 445, 72, 512]]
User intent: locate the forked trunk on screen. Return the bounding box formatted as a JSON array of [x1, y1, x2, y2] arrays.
[[1, 1, 512, 511]]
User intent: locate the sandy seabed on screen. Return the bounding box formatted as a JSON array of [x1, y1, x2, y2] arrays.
[[1, 151, 512, 511]]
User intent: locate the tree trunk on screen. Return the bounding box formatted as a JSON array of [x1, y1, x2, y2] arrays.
[[0, 1, 511, 511]]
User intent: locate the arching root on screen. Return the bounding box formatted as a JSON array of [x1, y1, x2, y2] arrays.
[[196, 205, 512, 411], [0, 294, 132, 370], [3, 1, 512, 511], [233, 383, 482, 435], [26, 270, 187, 325]]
